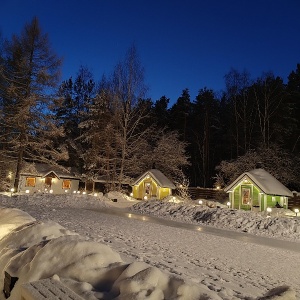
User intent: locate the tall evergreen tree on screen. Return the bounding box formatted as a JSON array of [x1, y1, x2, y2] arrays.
[[169, 89, 192, 142], [191, 88, 220, 187], [286, 64, 300, 154], [152, 95, 170, 129]]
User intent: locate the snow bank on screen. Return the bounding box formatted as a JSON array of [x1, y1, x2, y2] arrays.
[[0, 207, 35, 239], [130, 200, 300, 241]]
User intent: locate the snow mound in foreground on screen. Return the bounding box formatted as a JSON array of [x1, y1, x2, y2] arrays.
[[0, 208, 224, 300], [130, 200, 300, 241]]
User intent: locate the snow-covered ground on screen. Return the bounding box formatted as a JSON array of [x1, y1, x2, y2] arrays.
[[0, 192, 300, 299]]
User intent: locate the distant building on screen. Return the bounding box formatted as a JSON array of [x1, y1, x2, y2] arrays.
[[18, 163, 80, 194], [224, 168, 293, 211], [132, 169, 175, 200]]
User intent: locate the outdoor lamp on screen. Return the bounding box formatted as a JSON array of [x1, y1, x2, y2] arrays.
[[227, 201, 231, 208], [198, 200, 203, 205], [295, 208, 299, 217]]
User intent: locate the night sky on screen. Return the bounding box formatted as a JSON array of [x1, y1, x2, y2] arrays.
[[1, 0, 300, 105]]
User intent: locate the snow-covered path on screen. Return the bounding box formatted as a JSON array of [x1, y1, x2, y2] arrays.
[[1, 194, 299, 299]]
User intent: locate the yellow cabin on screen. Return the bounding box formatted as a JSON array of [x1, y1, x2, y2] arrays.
[[132, 169, 175, 200]]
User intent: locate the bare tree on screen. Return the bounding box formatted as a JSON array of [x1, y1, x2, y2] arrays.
[[252, 73, 285, 148], [224, 68, 254, 155], [0, 17, 66, 191]]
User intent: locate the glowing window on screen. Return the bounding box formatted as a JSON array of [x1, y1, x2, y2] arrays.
[[62, 180, 71, 189], [26, 177, 36, 187]]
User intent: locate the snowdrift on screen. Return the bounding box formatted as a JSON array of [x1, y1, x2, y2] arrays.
[[130, 200, 300, 241]]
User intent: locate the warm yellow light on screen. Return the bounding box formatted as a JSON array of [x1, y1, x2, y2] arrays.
[[49, 190, 53, 194], [130, 192, 133, 197], [144, 196, 147, 200], [227, 201, 231, 207], [267, 207, 272, 213], [295, 208, 299, 216], [73, 191, 77, 194], [198, 200, 203, 205], [216, 186, 220, 190], [82, 191, 86, 195], [10, 188, 14, 192], [25, 190, 30, 194], [94, 193, 98, 197]]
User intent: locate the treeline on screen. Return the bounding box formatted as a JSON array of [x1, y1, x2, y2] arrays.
[[0, 17, 299, 192]]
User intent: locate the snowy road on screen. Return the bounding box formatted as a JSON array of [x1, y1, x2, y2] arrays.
[[86, 207, 300, 254]]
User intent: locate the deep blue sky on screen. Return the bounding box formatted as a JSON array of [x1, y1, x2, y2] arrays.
[[1, 0, 300, 105]]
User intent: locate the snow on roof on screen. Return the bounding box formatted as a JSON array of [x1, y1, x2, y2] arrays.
[[20, 163, 79, 180], [133, 169, 176, 189], [224, 168, 293, 197]]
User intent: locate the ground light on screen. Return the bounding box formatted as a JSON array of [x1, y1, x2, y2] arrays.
[[198, 200, 203, 205], [227, 201, 231, 208], [266, 207, 272, 217], [294, 208, 299, 217]]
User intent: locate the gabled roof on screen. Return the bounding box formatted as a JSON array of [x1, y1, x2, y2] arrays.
[[224, 168, 293, 197], [132, 169, 176, 189], [20, 163, 79, 180]]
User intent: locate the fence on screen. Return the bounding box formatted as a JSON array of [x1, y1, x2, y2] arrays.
[[288, 193, 300, 210], [185, 187, 227, 203]]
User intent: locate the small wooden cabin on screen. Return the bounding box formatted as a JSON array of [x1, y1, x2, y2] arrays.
[[18, 163, 80, 194], [132, 169, 175, 200], [224, 168, 293, 211]]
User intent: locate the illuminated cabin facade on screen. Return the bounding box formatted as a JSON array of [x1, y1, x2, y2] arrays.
[[132, 169, 175, 200], [18, 163, 80, 194], [224, 168, 293, 211]]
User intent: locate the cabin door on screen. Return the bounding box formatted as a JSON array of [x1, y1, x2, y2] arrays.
[[144, 181, 152, 199], [44, 177, 52, 189]]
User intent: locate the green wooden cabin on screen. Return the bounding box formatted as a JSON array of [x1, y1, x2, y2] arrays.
[[224, 169, 293, 212], [132, 169, 175, 200]]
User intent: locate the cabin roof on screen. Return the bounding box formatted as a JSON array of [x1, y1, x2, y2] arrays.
[[20, 163, 79, 180], [224, 168, 293, 197], [133, 169, 176, 189]]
